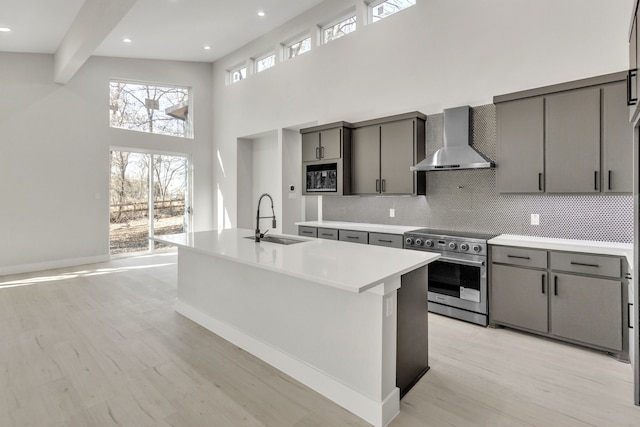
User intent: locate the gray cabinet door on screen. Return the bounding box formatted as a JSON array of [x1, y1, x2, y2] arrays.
[[550, 273, 622, 351], [320, 127, 342, 160], [491, 264, 548, 333], [351, 125, 381, 194], [545, 87, 601, 193], [380, 119, 415, 194], [302, 132, 319, 162], [496, 97, 545, 193], [602, 82, 633, 193]]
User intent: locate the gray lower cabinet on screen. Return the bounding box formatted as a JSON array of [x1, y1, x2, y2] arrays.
[[298, 226, 317, 238], [545, 87, 601, 193], [338, 229, 368, 244], [317, 228, 338, 240], [496, 97, 545, 193], [550, 273, 622, 351], [369, 232, 403, 248], [491, 264, 548, 333], [490, 245, 627, 356]]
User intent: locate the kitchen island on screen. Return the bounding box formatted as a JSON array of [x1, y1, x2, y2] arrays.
[[155, 228, 439, 427]]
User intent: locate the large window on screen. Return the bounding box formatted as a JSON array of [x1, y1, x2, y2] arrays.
[[369, 0, 416, 23], [285, 35, 311, 59], [109, 81, 192, 138], [322, 14, 357, 44]]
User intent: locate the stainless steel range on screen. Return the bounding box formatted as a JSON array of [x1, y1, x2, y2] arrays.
[[404, 229, 497, 326]]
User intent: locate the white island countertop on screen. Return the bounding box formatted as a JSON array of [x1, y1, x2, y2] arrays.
[[295, 220, 423, 235], [489, 234, 633, 267], [156, 228, 439, 293]]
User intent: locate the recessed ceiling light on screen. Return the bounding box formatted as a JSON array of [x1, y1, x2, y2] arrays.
[[257, 11, 266, 17], [0, 27, 11, 32], [204, 45, 211, 50], [123, 38, 132, 43]]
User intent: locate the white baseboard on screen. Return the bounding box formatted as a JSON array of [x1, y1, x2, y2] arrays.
[[175, 299, 400, 427], [0, 254, 110, 276]]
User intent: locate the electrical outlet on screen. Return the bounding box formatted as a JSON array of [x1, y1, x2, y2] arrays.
[[389, 208, 395, 218], [531, 214, 540, 226]]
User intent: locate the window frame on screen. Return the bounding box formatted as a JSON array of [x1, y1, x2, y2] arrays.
[[109, 79, 193, 139], [368, 0, 416, 23], [283, 34, 312, 60], [255, 51, 276, 73], [229, 63, 248, 84], [321, 12, 357, 45]]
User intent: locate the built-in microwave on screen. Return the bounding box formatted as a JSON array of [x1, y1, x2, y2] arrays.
[[306, 163, 337, 193], [303, 160, 350, 195]]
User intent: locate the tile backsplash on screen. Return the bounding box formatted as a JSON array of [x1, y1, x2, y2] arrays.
[[321, 104, 633, 243]]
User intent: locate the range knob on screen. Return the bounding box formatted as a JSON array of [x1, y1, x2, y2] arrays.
[[472, 245, 482, 253], [448, 242, 457, 250], [415, 238, 423, 246], [424, 239, 434, 247], [405, 237, 414, 246], [460, 243, 469, 251]]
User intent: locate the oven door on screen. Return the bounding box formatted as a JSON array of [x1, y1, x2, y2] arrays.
[[427, 253, 487, 314]]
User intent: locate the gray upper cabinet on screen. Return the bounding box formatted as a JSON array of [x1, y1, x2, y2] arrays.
[[603, 82, 634, 192], [380, 119, 417, 194], [301, 123, 350, 162], [351, 125, 381, 195], [496, 97, 544, 193], [545, 87, 601, 193], [351, 113, 426, 196], [494, 72, 631, 194]]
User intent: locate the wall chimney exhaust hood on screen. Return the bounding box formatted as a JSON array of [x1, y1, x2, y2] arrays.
[[410, 106, 495, 172]]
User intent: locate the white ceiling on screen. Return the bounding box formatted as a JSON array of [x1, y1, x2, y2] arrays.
[[0, 0, 328, 62]]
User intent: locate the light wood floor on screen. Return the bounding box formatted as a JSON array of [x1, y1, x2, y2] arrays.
[[0, 252, 638, 426]]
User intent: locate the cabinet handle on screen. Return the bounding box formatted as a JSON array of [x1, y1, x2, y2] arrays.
[[320, 146, 325, 159], [629, 303, 634, 329], [541, 274, 546, 294], [381, 179, 386, 193], [346, 236, 359, 240], [507, 255, 530, 260], [538, 173, 543, 191], [608, 170, 612, 191], [627, 68, 638, 106], [320, 233, 333, 237], [376, 179, 380, 192], [594, 171, 598, 191], [315, 147, 320, 160], [554, 275, 558, 296], [570, 261, 599, 268], [378, 239, 393, 243], [302, 231, 313, 235]]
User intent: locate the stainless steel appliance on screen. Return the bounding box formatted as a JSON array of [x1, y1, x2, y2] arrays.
[[305, 162, 338, 193], [404, 229, 497, 326]]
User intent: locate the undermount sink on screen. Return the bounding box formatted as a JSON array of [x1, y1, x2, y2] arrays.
[[244, 235, 306, 245]]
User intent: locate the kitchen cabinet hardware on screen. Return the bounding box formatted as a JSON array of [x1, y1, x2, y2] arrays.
[[542, 275, 546, 294], [320, 233, 333, 237], [554, 275, 558, 296], [570, 261, 599, 268], [608, 170, 612, 190], [507, 254, 530, 260], [629, 303, 633, 329], [381, 179, 386, 193], [627, 68, 638, 106], [538, 173, 543, 191], [347, 236, 358, 240], [376, 179, 380, 192], [378, 239, 393, 243], [594, 171, 598, 191]]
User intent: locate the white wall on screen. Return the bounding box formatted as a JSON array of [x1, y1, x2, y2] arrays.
[[0, 53, 213, 274], [211, 0, 633, 230]]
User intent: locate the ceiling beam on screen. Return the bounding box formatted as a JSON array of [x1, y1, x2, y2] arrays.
[[54, 0, 138, 84]]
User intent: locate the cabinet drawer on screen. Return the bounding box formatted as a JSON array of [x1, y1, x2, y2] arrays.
[[368, 232, 403, 248], [550, 252, 621, 278], [491, 246, 547, 269], [298, 226, 318, 238], [317, 228, 338, 240], [338, 229, 368, 244]]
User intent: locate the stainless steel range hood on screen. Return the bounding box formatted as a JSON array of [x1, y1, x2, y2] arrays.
[[410, 106, 495, 172]]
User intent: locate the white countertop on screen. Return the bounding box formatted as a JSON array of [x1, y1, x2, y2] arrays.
[[295, 220, 422, 235], [489, 234, 633, 268], [156, 228, 439, 293]]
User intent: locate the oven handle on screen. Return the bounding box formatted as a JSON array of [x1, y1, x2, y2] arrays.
[[438, 256, 485, 267]]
